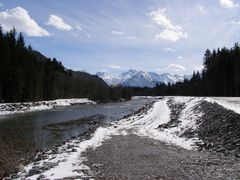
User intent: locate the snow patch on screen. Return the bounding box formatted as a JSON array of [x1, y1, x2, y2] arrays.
[[166, 97, 204, 142], [0, 98, 96, 115], [206, 97, 240, 114], [122, 97, 203, 150], [20, 126, 125, 179]]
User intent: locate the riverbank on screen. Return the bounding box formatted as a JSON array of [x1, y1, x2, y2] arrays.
[[85, 134, 240, 179], [84, 97, 240, 179], [1, 97, 153, 179], [0, 98, 96, 115], [9, 99, 156, 179], [8, 96, 240, 179]]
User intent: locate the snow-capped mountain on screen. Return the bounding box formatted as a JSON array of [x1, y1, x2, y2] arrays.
[[96, 72, 120, 86], [122, 71, 156, 87], [119, 69, 138, 83], [96, 69, 191, 88]]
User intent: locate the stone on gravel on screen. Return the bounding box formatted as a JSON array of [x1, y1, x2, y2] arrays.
[[27, 166, 42, 176]]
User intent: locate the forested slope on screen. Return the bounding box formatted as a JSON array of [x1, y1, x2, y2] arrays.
[[130, 43, 240, 97], [0, 27, 131, 102]]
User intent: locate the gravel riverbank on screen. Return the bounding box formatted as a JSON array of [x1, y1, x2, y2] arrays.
[[84, 134, 240, 180], [9, 96, 240, 179], [83, 97, 240, 179], [0, 98, 95, 115]]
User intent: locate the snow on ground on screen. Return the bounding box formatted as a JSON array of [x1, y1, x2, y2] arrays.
[[173, 97, 204, 134], [206, 97, 240, 114], [122, 97, 203, 150], [132, 96, 156, 100], [117, 99, 197, 150], [20, 126, 123, 179], [0, 98, 96, 115], [165, 97, 203, 145], [19, 97, 205, 179]]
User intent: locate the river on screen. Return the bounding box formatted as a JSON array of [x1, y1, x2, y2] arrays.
[[0, 97, 152, 149]]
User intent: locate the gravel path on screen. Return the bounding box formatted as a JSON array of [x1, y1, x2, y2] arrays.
[[84, 134, 240, 180]]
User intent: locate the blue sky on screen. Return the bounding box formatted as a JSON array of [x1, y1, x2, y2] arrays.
[[0, 0, 240, 75]]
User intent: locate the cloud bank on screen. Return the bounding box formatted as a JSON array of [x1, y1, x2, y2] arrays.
[[109, 64, 123, 69], [219, 0, 239, 9], [167, 64, 186, 72], [149, 8, 188, 42], [0, 7, 49, 37]]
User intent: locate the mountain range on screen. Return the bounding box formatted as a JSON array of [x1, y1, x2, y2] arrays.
[[96, 69, 192, 88]]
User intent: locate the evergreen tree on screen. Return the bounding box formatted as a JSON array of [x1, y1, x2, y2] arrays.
[[0, 27, 131, 102]]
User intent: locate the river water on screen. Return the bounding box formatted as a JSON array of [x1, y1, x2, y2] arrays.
[[0, 97, 153, 149]]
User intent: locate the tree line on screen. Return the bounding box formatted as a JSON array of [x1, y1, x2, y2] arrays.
[[2, 26, 238, 100], [0, 27, 131, 103], [130, 43, 240, 97]]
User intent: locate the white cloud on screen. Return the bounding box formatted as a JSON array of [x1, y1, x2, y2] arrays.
[[86, 33, 92, 39], [76, 25, 82, 31], [111, 30, 135, 40], [112, 30, 125, 36], [109, 64, 122, 69], [100, 69, 108, 72], [155, 68, 162, 73], [146, 24, 154, 28], [167, 64, 186, 72], [163, 47, 175, 52], [46, 15, 72, 31], [126, 36, 136, 40], [155, 29, 188, 42], [149, 8, 173, 29], [231, 20, 240, 25], [178, 56, 183, 60], [198, 6, 207, 14], [71, 32, 79, 37], [219, 0, 239, 9], [0, 7, 49, 37], [194, 65, 204, 72], [0, 2, 4, 7], [149, 8, 188, 42]]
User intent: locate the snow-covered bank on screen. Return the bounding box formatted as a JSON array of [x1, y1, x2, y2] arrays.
[[0, 98, 96, 115], [16, 97, 206, 179], [17, 123, 124, 179], [206, 97, 240, 114], [12, 96, 240, 179], [116, 97, 202, 150]]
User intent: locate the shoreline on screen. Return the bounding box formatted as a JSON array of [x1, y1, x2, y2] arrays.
[[0, 98, 96, 115], [9, 99, 155, 179], [6, 96, 240, 179]]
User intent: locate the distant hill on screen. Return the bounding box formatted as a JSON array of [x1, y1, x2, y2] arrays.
[[71, 71, 109, 87], [0, 27, 131, 102], [97, 69, 191, 88]]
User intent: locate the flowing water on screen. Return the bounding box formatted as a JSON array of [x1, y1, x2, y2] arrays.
[[0, 97, 152, 149]]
